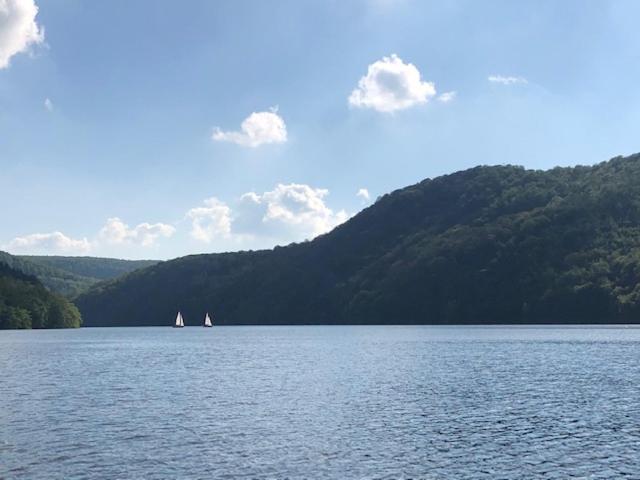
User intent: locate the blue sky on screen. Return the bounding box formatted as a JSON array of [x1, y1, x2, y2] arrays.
[[1, 0, 640, 259]]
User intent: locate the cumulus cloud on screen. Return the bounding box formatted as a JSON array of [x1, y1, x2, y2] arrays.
[[348, 54, 436, 113], [44, 97, 52, 111], [188, 184, 349, 245], [212, 108, 287, 148], [0, 0, 44, 69], [249, 183, 348, 239], [5, 216, 176, 256], [99, 217, 175, 246], [488, 75, 528, 85], [187, 197, 232, 242], [5, 187, 350, 254], [357, 188, 370, 201], [5, 231, 91, 254], [437, 91, 456, 103]]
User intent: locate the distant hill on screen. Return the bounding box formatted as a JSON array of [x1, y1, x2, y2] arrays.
[[0, 251, 96, 298], [0, 261, 81, 329], [21, 256, 159, 281], [0, 253, 159, 298], [77, 153, 640, 326]]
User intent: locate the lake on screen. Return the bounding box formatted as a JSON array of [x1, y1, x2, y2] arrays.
[[1, 326, 639, 479]]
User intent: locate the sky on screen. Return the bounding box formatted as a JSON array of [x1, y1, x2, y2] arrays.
[[1, 0, 640, 260]]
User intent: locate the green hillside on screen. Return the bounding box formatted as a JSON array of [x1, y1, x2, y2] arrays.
[[0, 251, 96, 298], [77, 153, 640, 326], [0, 253, 160, 298], [0, 262, 81, 329], [21, 256, 159, 281]]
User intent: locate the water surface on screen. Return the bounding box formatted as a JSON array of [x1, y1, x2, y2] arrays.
[[1, 326, 639, 479]]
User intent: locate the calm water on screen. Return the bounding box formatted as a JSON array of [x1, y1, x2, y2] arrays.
[[1, 326, 640, 479]]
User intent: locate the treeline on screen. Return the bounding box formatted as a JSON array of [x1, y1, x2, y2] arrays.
[[0, 250, 95, 298], [77, 153, 640, 326], [0, 251, 159, 298], [21, 255, 159, 282], [0, 262, 81, 329]]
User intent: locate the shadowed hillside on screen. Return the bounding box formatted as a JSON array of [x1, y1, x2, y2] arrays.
[[77, 154, 640, 326], [21, 256, 159, 281], [0, 262, 81, 329], [0, 252, 159, 298]]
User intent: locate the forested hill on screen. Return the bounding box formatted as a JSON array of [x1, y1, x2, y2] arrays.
[[20, 256, 159, 281], [0, 252, 159, 298], [0, 262, 81, 329], [77, 153, 640, 326]]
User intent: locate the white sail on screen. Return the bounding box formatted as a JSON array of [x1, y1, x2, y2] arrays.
[[175, 312, 184, 327], [204, 313, 212, 327]]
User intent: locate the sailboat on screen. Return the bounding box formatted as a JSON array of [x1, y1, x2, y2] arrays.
[[173, 311, 184, 328], [203, 313, 213, 328]]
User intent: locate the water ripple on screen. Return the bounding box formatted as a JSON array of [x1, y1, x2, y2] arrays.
[[1, 326, 640, 479]]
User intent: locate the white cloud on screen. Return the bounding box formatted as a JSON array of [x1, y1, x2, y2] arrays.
[[187, 197, 232, 242], [99, 217, 175, 246], [44, 97, 52, 111], [357, 188, 370, 201], [212, 108, 287, 148], [253, 183, 348, 238], [0, 0, 44, 69], [437, 91, 456, 103], [5, 187, 350, 254], [188, 184, 349, 245], [5, 217, 176, 256], [5, 231, 91, 254], [348, 54, 436, 113], [488, 75, 528, 85]]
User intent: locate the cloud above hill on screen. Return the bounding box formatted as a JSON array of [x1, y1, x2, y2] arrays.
[[5, 186, 351, 255], [5, 231, 91, 254], [357, 188, 370, 201], [349, 54, 436, 112], [187, 198, 232, 243], [188, 183, 349, 246], [5, 217, 176, 255], [99, 218, 176, 247]]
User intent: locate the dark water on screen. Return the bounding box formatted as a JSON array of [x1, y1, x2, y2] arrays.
[[1, 326, 640, 479]]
